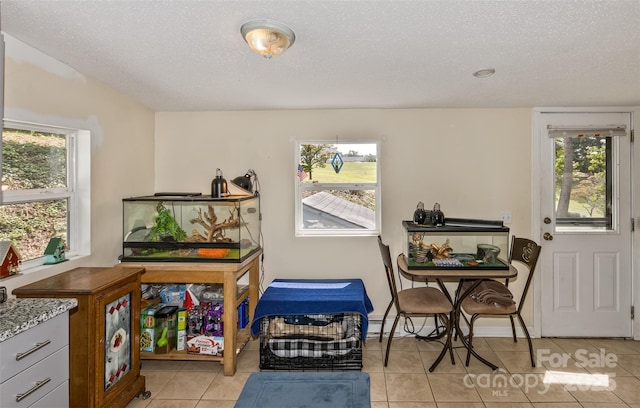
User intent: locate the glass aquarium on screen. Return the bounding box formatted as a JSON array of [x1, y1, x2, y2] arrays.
[[402, 219, 510, 270], [121, 194, 261, 262]]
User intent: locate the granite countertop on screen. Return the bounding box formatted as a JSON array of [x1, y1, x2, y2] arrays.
[[0, 297, 78, 342]]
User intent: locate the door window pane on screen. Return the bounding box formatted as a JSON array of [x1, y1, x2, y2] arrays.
[[554, 136, 612, 231]]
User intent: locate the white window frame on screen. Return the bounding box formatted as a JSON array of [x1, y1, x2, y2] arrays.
[[2, 119, 91, 271], [294, 140, 381, 237]]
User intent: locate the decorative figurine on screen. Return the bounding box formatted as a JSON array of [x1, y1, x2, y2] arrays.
[[331, 152, 344, 173], [0, 241, 21, 277], [44, 237, 67, 264]]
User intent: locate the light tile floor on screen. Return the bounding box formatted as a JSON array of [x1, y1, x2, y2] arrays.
[[126, 335, 640, 408]]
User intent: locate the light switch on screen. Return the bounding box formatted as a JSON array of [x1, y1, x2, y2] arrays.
[[499, 211, 512, 224]]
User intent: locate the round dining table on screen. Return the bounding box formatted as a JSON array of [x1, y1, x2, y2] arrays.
[[397, 253, 518, 371]]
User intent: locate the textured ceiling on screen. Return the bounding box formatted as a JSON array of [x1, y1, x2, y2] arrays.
[[1, 0, 639, 112]]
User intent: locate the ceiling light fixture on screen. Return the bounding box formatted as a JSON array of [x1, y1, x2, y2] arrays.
[[473, 68, 496, 78], [240, 19, 295, 59]]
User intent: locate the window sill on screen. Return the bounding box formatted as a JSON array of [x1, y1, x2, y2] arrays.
[[8, 254, 90, 277]]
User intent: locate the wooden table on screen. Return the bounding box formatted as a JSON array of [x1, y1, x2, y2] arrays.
[[124, 249, 261, 376], [397, 254, 517, 371], [13, 266, 148, 408]]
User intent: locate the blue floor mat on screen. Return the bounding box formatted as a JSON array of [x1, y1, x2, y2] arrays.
[[235, 371, 371, 408]]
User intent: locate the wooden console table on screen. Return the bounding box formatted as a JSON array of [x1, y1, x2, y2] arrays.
[[124, 249, 261, 376], [13, 266, 148, 408]]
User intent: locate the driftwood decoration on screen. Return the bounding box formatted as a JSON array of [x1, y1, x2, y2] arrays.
[[187, 205, 240, 243], [431, 238, 452, 259]]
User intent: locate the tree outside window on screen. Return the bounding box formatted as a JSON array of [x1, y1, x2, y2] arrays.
[[554, 135, 611, 229]]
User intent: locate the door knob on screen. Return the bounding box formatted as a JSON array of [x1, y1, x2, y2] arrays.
[[543, 232, 553, 241], [543, 217, 552, 224]]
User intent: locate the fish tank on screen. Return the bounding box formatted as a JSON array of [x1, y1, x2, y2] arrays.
[[402, 219, 510, 270], [121, 194, 261, 263]]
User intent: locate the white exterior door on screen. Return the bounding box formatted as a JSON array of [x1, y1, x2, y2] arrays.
[[537, 111, 632, 337]]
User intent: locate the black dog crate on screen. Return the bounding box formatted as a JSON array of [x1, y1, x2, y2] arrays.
[[259, 313, 363, 371]]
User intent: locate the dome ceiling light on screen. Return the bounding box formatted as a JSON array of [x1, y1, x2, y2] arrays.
[[241, 19, 295, 59]]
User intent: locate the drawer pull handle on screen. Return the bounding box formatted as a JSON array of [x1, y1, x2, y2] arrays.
[[15, 340, 51, 361], [16, 377, 51, 402]]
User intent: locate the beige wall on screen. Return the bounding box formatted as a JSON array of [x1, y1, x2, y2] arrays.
[[2, 35, 155, 294], [155, 109, 533, 323], [2, 34, 535, 332]]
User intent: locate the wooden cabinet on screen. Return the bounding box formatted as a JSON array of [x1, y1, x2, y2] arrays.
[[125, 249, 261, 376], [0, 312, 70, 407], [13, 267, 147, 408]]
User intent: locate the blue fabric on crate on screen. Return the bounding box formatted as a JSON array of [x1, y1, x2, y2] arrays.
[[234, 372, 371, 408], [250, 279, 374, 340]]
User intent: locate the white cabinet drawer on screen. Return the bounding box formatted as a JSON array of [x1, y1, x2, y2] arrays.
[[0, 313, 69, 382], [0, 345, 69, 408], [30, 380, 69, 408]]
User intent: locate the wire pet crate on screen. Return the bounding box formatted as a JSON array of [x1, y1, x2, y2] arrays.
[[259, 313, 363, 371]]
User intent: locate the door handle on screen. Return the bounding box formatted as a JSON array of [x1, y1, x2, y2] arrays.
[[543, 232, 553, 241]]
